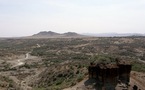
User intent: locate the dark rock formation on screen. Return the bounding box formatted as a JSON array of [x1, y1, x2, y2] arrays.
[[88, 60, 132, 90]]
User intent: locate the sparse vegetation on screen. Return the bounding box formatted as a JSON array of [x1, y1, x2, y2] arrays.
[[0, 37, 145, 89], [132, 61, 145, 72]]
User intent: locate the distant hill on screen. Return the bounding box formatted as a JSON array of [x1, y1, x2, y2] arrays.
[[63, 32, 79, 36], [29, 31, 87, 38], [33, 31, 60, 36], [82, 33, 145, 37]]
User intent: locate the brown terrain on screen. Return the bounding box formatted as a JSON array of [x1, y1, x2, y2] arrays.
[[0, 32, 145, 90], [63, 71, 145, 90]]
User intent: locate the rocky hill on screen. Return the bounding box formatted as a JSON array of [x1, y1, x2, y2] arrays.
[[30, 31, 86, 38], [63, 32, 79, 36]]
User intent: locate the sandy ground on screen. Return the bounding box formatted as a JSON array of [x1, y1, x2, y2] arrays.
[[130, 71, 145, 90], [63, 78, 89, 90]]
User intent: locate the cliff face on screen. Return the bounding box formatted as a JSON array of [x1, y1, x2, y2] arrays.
[[88, 61, 132, 90]]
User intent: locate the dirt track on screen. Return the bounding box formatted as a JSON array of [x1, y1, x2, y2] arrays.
[[6, 52, 37, 68], [0, 53, 41, 90]]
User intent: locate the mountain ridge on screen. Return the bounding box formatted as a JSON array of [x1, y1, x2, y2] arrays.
[[33, 31, 145, 37], [30, 31, 86, 38], [33, 31, 60, 36], [1, 31, 145, 38]]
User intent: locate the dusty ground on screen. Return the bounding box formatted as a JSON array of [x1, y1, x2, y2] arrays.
[[0, 53, 43, 90], [130, 71, 145, 90], [63, 78, 96, 90]]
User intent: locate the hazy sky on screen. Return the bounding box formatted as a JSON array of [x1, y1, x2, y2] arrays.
[[0, 0, 145, 37]]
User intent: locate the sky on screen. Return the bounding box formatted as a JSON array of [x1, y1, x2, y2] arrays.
[[0, 0, 145, 37]]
